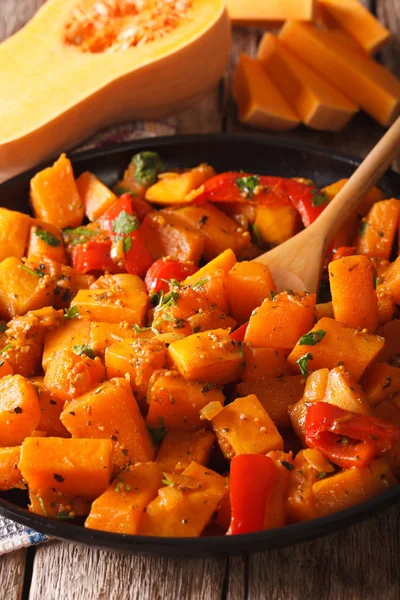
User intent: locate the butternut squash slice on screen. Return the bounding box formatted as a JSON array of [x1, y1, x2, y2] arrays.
[[0, 0, 230, 181]]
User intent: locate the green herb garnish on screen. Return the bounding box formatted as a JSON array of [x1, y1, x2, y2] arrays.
[[192, 278, 208, 290], [35, 228, 61, 247], [72, 344, 96, 359], [162, 478, 175, 486], [64, 306, 80, 320], [296, 352, 313, 377], [148, 416, 167, 444], [123, 236, 132, 253], [112, 211, 139, 235], [298, 330, 326, 346], [38, 496, 48, 516], [311, 189, 328, 207], [251, 223, 261, 244], [0, 324, 7, 333], [133, 324, 152, 333], [359, 221, 368, 237], [63, 226, 98, 246], [114, 186, 137, 197], [0, 343, 12, 354], [21, 265, 45, 278], [236, 175, 260, 200], [131, 151, 164, 186]]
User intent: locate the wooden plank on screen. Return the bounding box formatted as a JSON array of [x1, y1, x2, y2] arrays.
[[0, 549, 27, 600], [30, 541, 227, 600], [245, 504, 400, 600]]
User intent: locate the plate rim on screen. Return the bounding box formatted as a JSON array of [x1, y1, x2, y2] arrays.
[[1, 132, 400, 557]]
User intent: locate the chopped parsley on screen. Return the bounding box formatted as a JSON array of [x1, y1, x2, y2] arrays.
[[296, 352, 313, 377], [38, 496, 48, 516], [112, 211, 139, 235], [132, 324, 152, 333], [359, 221, 368, 237], [35, 228, 61, 247], [162, 478, 175, 486], [311, 189, 328, 207], [123, 236, 132, 253], [63, 226, 98, 246], [298, 330, 326, 346], [21, 264, 45, 277], [236, 175, 260, 200], [72, 344, 96, 359], [64, 306, 80, 320], [1, 344, 12, 354], [251, 223, 261, 245], [131, 151, 164, 186], [0, 324, 6, 333], [192, 278, 208, 290], [317, 472, 328, 480], [148, 416, 167, 444], [114, 186, 137, 197]]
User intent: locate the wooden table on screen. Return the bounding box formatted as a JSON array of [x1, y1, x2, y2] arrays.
[[1, 1, 400, 598]]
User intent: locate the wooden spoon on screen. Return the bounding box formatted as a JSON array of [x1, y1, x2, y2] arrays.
[[254, 115, 400, 293]]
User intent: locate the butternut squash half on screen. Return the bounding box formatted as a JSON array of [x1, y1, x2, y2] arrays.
[[0, 0, 230, 181]]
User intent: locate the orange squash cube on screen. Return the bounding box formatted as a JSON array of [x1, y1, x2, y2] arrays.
[[85, 462, 163, 534], [361, 362, 400, 408], [31, 377, 69, 438], [138, 461, 226, 537], [0, 446, 24, 491], [145, 164, 216, 205], [19, 437, 113, 499], [287, 317, 384, 381], [227, 261, 276, 323], [146, 369, 224, 429], [264, 450, 294, 529], [168, 329, 244, 385], [245, 291, 316, 349], [254, 201, 301, 246], [76, 171, 117, 221], [0, 375, 41, 446], [355, 199, 400, 260], [30, 154, 84, 229], [377, 319, 400, 362], [89, 321, 140, 356], [42, 318, 91, 371], [61, 378, 154, 472], [29, 487, 92, 518], [0, 208, 31, 263], [240, 344, 287, 382], [208, 394, 284, 458], [27, 220, 66, 265], [156, 429, 215, 473], [183, 249, 237, 285], [323, 367, 371, 413]]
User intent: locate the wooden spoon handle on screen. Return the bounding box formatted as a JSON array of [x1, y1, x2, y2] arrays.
[[312, 114, 400, 241]]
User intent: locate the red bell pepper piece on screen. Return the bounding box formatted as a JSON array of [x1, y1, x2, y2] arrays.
[[230, 322, 248, 342], [331, 246, 356, 262], [229, 454, 277, 535], [72, 240, 121, 274], [98, 195, 135, 233], [144, 258, 199, 294], [123, 229, 153, 277], [305, 402, 400, 469], [191, 172, 328, 227]]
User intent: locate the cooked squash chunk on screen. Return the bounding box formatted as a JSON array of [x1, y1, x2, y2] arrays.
[[0, 446, 25, 491], [31, 377, 69, 438], [61, 378, 154, 473], [29, 487, 92, 518], [168, 329, 244, 384], [44, 350, 105, 404], [0, 208, 31, 262], [76, 171, 117, 221], [0, 375, 41, 446], [287, 317, 385, 381], [361, 362, 400, 408], [323, 367, 371, 413], [27, 220, 66, 265], [245, 291, 316, 349], [355, 199, 400, 260], [145, 164, 216, 205], [264, 450, 294, 529], [240, 345, 287, 382], [90, 321, 140, 356], [85, 462, 162, 534], [254, 201, 301, 246], [207, 394, 284, 458], [42, 318, 91, 371], [19, 437, 113, 500], [30, 154, 84, 229], [138, 461, 226, 537], [156, 429, 215, 473], [183, 249, 237, 285], [146, 369, 224, 429], [227, 261, 276, 323]]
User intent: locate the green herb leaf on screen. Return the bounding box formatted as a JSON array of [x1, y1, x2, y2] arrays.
[[280, 460, 295, 471], [296, 352, 313, 377], [317, 472, 328, 480], [114, 186, 137, 197], [338, 436, 349, 445], [64, 306, 80, 320], [35, 227, 61, 247], [131, 151, 164, 186], [0, 343, 12, 354], [298, 330, 326, 346], [63, 226, 98, 246], [251, 223, 261, 244], [150, 292, 160, 306], [236, 175, 260, 200], [192, 278, 208, 290], [359, 221, 368, 237], [38, 496, 48, 517], [21, 265, 45, 278], [112, 211, 139, 235], [72, 344, 96, 359], [148, 416, 167, 445], [132, 324, 152, 333], [0, 324, 7, 333], [123, 236, 132, 253], [311, 189, 328, 207], [162, 478, 175, 486]]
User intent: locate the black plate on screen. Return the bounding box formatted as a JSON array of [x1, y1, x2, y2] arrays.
[[1, 133, 400, 558]]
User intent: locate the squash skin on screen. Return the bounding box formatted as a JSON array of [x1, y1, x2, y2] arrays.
[[0, 0, 231, 181]]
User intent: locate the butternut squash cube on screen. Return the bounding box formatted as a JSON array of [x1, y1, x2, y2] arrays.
[[42, 318, 91, 371], [183, 249, 237, 285], [254, 200, 301, 246], [27, 219, 66, 265], [361, 362, 400, 408], [31, 377, 69, 438], [145, 164, 216, 205], [374, 399, 400, 479], [138, 461, 226, 537], [240, 345, 287, 382], [258, 34, 358, 131], [105, 337, 168, 401], [0, 208, 31, 263], [168, 329, 244, 384], [245, 291, 316, 349], [313, 458, 396, 518], [76, 171, 117, 221], [208, 394, 284, 458], [43, 350, 105, 404], [0, 446, 24, 491], [227, 261, 276, 323], [233, 54, 301, 131], [85, 462, 162, 534], [264, 450, 295, 529], [30, 154, 84, 229], [163, 204, 251, 261], [355, 199, 400, 260], [287, 317, 385, 381], [61, 378, 154, 473], [146, 369, 224, 429], [379, 257, 400, 305], [19, 437, 113, 499], [156, 429, 215, 473], [329, 255, 378, 332], [0, 375, 41, 446], [323, 367, 371, 413], [237, 375, 305, 428], [89, 321, 140, 356], [72, 274, 148, 324], [140, 211, 204, 264], [29, 487, 92, 518]]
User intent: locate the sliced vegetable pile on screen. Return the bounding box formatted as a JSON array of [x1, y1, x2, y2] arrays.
[[1, 150, 400, 538]]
